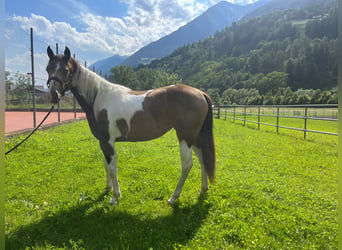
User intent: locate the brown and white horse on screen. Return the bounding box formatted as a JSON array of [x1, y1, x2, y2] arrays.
[[46, 46, 215, 205]]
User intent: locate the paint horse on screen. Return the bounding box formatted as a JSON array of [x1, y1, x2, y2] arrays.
[[46, 46, 215, 205]]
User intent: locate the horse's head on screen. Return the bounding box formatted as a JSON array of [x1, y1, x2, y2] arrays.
[[46, 46, 74, 104]]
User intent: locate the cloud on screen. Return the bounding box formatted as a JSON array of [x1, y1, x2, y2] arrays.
[[10, 0, 208, 61], [5, 51, 49, 86], [6, 0, 210, 85]]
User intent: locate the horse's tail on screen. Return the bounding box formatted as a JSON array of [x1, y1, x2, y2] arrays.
[[199, 94, 216, 183]]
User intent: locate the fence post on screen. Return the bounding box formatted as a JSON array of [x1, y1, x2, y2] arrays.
[[304, 106, 308, 139], [233, 106, 236, 123], [243, 106, 246, 126], [217, 107, 220, 119], [276, 106, 280, 134], [30, 28, 36, 128], [258, 106, 260, 130]]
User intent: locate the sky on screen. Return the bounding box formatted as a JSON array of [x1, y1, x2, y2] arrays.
[[5, 0, 258, 85]]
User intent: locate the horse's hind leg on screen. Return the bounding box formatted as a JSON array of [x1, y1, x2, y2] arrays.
[[193, 146, 209, 194], [168, 140, 193, 204]]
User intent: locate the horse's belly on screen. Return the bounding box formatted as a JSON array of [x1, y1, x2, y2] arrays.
[[116, 123, 172, 142], [114, 110, 172, 142]]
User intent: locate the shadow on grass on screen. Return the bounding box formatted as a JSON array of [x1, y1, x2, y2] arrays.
[[6, 194, 212, 249]]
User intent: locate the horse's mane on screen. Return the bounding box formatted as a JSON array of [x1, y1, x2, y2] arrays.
[[70, 58, 131, 105]]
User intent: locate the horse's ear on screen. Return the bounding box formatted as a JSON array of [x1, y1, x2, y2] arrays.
[[47, 46, 55, 59], [64, 47, 71, 61]]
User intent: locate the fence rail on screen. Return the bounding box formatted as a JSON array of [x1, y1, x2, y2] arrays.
[[214, 104, 338, 139]]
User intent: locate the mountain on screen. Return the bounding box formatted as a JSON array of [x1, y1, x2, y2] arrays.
[[89, 55, 127, 77], [145, 0, 337, 96], [242, 0, 331, 20], [120, 1, 258, 68], [91, 0, 268, 74], [91, 0, 329, 75]]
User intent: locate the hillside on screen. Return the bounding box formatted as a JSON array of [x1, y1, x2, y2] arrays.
[[242, 0, 330, 20], [141, 0, 337, 104], [89, 0, 331, 75]]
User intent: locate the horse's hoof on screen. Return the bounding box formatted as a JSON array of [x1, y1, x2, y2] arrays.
[[110, 198, 117, 205], [167, 197, 176, 205], [103, 187, 112, 195], [200, 187, 209, 195]]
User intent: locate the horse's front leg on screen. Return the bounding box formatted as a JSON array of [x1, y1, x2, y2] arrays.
[[100, 141, 121, 205]]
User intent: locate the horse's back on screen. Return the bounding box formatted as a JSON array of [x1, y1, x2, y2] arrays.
[[146, 84, 209, 144]]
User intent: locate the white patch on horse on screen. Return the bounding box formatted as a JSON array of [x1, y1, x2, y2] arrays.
[[93, 84, 148, 140], [55, 61, 62, 72]]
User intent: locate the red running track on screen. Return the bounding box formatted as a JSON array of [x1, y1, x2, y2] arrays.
[[5, 111, 86, 136]]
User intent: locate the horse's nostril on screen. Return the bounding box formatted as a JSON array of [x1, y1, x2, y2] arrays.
[[48, 91, 59, 104]]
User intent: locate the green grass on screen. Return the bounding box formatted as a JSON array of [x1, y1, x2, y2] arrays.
[[5, 119, 337, 249]]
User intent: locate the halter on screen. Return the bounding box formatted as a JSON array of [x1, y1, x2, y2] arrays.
[[46, 72, 73, 98]]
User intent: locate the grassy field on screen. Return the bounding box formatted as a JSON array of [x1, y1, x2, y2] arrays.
[[5, 119, 337, 249]]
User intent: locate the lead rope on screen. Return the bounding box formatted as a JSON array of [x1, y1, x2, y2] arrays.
[[5, 105, 55, 155]]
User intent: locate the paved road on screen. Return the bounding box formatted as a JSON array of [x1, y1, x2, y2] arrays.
[[5, 111, 86, 136]]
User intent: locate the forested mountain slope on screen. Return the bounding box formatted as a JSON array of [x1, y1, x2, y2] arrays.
[[141, 0, 337, 104]]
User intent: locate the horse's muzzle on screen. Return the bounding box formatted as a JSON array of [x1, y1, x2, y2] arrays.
[[47, 81, 63, 104], [47, 91, 60, 104]]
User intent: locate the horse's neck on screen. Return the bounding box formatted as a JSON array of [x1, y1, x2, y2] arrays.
[[75, 66, 99, 101], [71, 64, 130, 112], [69, 65, 100, 116]]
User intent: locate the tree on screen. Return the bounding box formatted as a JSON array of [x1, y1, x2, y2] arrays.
[[151, 70, 180, 88], [248, 95, 262, 105], [319, 91, 331, 104], [256, 71, 288, 95], [248, 52, 261, 74], [298, 94, 310, 104], [109, 65, 137, 89], [274, 95, 283, 105], [284, 58, 295, 88], [327, 93, 337, 104], [12, 71, 31, 107], [263, 93, 274, 105], [310, 89, 322, 104], [221, 88, 260, 105], [207, 88, 221, 106], [5, 71, 14, 107]]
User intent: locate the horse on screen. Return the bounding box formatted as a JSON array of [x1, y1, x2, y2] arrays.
[[46, 46, 215, 205]]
